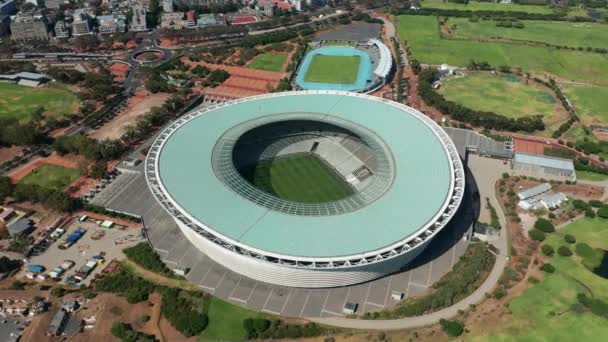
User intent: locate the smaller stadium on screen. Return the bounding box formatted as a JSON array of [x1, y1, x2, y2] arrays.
[[293, 39, 392, 93]]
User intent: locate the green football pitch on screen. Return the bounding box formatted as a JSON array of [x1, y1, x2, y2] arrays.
[[19, 163, 81, 191], [304, 55, 360, 84], [0, 83, 80, 122], [251, 154, 354, 203]]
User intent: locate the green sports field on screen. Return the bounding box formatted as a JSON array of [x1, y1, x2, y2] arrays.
[[252, 154, 354, 203], [396, 15, 608, 86], [561, 84, 608, 125], [421, 0, 556, 14], [247, 53, 288, 72], [0, 83, 79, 122], [471, 218, 608, 341], [447, 18, 608, 50], [438, 73, 558, 119], [19, 164, 81, 191], [304, 55, 360, 84]]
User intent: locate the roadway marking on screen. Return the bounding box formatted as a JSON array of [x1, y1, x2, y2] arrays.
[[262, 288, 274, 312], [320, 290, 332, 316], [228, 276, 242, 301], [383, 276, 393, 307], [245, 282, 258, 303], [365, 301, 384, 308], [426, 260, 434, 286], [321, 309, 343, 317], [409, 282, 428, 289], [362, 282, 372, 307], [280, 289, 292, 314], [198, 264, 215, 288], [450, 244, 457, 267], [262, 308, 281, 315], [299, 290, 311, 317], [213, 271, 227, 292]]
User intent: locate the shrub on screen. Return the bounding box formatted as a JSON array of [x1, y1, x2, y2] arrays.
[[123, 242, 172, 276], [598, 205, 608, 219], [585, 209, 596, 218], [534, 218, 555, 233], [51, 287, 66, 297], [540, 263, 555, 273], [494, 287, 506, 299], [589, 200, 603, 208], [529, 229, 546, 241], [528, 276, 540, 284], [440, 319, 464, 337], [558, 246, 572, 256], [564, 234, 576, 244], [575, 243, 594, 258], [541, 244, 554, 256]]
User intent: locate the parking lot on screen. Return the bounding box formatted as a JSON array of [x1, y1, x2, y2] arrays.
[[23, 217, 144, 286]]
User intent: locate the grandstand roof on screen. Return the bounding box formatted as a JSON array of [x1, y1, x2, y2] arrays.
[[369, 39, 392, 78], [151, 92, 457, 259]]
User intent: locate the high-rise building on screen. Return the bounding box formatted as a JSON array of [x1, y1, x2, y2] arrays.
[[130, 4, 147, 32], [54, 20, 69, 38], [44, 0, 62, 9], [72, 14, 91, 35], [10, 11, 49, 41]]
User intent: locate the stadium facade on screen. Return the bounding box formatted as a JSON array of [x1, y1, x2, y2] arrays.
[[146, 91, 465, 288]]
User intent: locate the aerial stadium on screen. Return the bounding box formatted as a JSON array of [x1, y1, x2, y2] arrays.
[[145, 91, 465, 288], [293, 39, 392, 93]]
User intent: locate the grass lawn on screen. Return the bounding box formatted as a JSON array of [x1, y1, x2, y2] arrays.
[[304, 55, 360, 84], [471, 217, 608, 341], [421, 0, 556, 14], [248, 53, 288, 72], [447, 18, 608, 50], [199, 297, 269, 341], [576, 171, 608, 182], [0, 83, 79, 122], [19, 163, 81, 191], [438, 73, 557, 118], [561, 84, 608, 125], [252, 154, 354, 203], [396, 15, 608, 86]]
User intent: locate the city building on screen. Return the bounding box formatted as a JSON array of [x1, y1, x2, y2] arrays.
[[72, 12, 91, 35], [97, 15, 116, 33], [512, 152, 576, 181], [161, 11, 184, 29], [185, 10, 196, 27], [54, 20, 69, 38], [258, 0, 295, 12], [44, 0, 62, 9], [0, 206, 15, 224], [174, 0, 234, 7], [7, 218, 33, 237], [162, 0, 173, 12], [196, 13, 224, 27], [146, 91, 464, 288], [130, 4, 147, 32], [10, 11, 49, 41]]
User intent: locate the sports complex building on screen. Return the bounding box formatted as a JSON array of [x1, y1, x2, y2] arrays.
[[145, 91, 465, 288], [293, 39, 393, 94]]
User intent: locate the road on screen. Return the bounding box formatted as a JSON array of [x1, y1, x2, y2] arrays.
[[310, 155, 509, 330]]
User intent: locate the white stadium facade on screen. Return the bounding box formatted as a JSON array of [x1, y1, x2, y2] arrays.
[[146, 91, 465, 288]]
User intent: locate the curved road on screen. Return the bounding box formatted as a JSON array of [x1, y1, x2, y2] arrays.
[[310, 156, 509, 330]]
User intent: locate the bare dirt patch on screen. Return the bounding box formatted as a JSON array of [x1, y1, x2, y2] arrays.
[[108, 62, 130, 82], [89, 90, 171, 140], [0, 146, 24, 164]]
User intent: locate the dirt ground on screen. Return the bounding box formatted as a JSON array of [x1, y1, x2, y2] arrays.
[[0, 146, 24, 164], [89, 90, 171, 140], [108, 62, 130, 82]]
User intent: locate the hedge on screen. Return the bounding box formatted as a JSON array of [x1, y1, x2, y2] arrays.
[[564, 234, 576, 244], [540, 263, 555, 273]]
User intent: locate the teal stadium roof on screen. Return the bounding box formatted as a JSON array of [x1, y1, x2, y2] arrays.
[[151, 92, 459, 259]]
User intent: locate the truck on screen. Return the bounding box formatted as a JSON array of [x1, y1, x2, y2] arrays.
[[60, 260, 75, 270], [59, 228, 86, 249], [48, 268, 64, 279], [27, 264, 45, 273], [74, 260, 97, 281]]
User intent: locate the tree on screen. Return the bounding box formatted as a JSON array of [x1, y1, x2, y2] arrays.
[[439, 319, 464, 337], [529, 229, 545, 241], [540, 263, 555, 273], [0, 176, 14, 202], [558, 246, 572, 256], [90, 161, 107, 179], [534, 218, 555, 233], [564, 234, 576, 244], [597, 205, 608, 219], [74, 35, 101, 51], [541, 244, 554, 256]]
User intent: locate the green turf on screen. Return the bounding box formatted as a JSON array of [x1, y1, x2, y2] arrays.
[[304, 55, 360, 84], [199, 297, 269, 341], [438, 73, 557, 118], [447, 18, 608, 50], [421, 0, 556, 14], [247, 53, 288, 72], [561, 84, 608, 125], [19, 164, 81, 191], [0, 83, 80, 122], [396, 15, 608, 86], [576, 171, 608, 182], [471, 217, 608, 341], [252, 154, 354, 203]]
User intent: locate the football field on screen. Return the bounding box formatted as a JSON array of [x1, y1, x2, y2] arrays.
[[303, 55, 360, 84], [253, 154, 354, 203]]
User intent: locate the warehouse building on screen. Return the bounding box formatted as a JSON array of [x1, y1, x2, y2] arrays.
[[512, 153, 576, 181]]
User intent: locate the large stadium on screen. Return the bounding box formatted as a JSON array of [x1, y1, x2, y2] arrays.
[[145, 91, 465, 288]]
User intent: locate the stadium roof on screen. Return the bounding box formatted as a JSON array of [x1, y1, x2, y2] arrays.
[[369, 39, 391, 78], [150, 92, 458, 259]]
